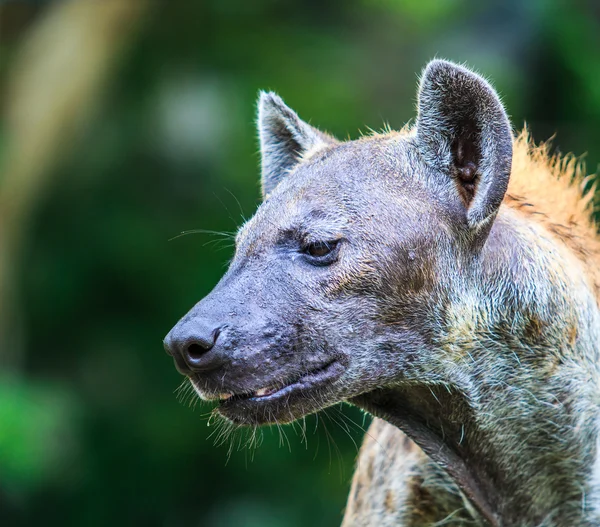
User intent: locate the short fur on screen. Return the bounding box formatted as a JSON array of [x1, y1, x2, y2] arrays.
[[165, 60, 600, 527], [344, 130, 600, 527]]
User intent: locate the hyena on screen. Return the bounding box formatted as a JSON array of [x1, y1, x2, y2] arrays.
[[164, 60, 600, 526]]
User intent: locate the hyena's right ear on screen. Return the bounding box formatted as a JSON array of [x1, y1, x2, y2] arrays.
[[258, 92, 335, 198]]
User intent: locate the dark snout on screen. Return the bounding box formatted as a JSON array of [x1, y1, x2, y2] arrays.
[[164, 315, 225, 375], [163, 266, 312, 414], [163, 268, 349, 425], [163, 276, 270, 385]]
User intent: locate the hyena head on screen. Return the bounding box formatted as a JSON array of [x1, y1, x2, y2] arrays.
[[164, 60, 512, 426]]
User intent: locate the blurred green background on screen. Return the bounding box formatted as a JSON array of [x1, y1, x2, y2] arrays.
[[0, 1, 598, 526]]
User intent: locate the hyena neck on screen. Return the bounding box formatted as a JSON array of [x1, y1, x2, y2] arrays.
[[353, 387, 500, 526], [355, 212, 600, 526]]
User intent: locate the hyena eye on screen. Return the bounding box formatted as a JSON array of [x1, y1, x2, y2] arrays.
[[302, 240, 340, 265]]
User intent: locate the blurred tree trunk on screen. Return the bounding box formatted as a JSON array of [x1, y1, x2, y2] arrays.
[[0, 0, 151, 370]]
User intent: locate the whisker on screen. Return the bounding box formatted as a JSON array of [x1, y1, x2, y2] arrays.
[[223, 187, 248, 224], [168, 229, 236, 242]]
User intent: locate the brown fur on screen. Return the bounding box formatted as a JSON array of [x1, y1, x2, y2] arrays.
[[344, 420, 475, 526], [506, 130, 600, 302]]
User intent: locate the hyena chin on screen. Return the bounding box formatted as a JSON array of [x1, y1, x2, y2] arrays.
[[165, 60, 600, 527]]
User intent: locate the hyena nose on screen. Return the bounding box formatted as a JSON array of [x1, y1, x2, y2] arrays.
[[163, 322, 223, 374]]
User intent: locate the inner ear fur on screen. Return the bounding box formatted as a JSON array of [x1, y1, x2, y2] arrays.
[[416, 60, 513, 236]]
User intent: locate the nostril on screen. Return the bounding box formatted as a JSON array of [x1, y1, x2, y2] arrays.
[[183, 328, 220, 364], [186, 342, 209, 360]]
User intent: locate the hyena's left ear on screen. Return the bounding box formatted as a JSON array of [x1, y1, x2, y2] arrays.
[[415, 60, 512, 240], [258, 91, 335, 197]]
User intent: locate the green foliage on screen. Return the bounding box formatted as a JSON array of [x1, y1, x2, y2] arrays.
[[0, 379, 79, 491]]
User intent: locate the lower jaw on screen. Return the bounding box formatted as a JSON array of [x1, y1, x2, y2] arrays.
[[217, 399, 310, 425], [217, 360, 345, 425]]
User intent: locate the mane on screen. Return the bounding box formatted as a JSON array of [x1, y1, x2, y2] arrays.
[[505, 129, 600, 302]]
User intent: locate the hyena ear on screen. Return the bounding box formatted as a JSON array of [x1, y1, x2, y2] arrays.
[[415, 60, 513, 239], [258, 91, 334, 197]]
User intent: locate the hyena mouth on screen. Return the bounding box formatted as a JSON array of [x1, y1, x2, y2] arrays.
[[217, 359, 344, 421]]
